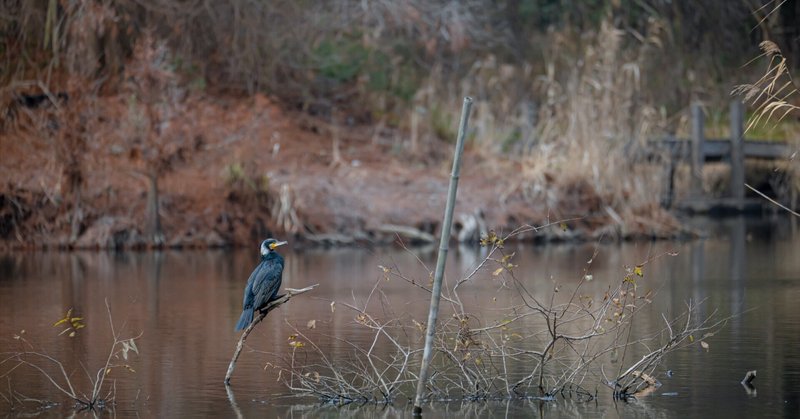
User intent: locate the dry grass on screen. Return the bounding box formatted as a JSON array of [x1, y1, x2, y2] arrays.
[[734, 41, 800, 133], [733, 40, 800, 214], [411, 20, 674, 236]]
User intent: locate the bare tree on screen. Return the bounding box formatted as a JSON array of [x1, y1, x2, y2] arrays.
[[123, 32, 191, 245]]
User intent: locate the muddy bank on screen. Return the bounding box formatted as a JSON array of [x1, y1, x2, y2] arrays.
[[0, 93, 685, 251]]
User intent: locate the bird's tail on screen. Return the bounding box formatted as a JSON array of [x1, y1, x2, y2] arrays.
[[235, 309, 253, 331]]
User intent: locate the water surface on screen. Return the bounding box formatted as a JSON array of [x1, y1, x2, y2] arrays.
[[1, 216, 799, 417]]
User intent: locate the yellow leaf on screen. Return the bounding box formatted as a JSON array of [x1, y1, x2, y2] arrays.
[[412, 319, 425, 332], [68, 331, 75, 337], [560, 223, 568, 231], [52, 308, 73, 327], [633, 265, 643, 277], [289, 340, 305, 348], [481, 231, 502, 247], [106, 368, 112, 375], [689, 335, 694, 342], [492, 267, 504, 276]]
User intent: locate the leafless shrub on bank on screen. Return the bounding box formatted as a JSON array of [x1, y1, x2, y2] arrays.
[[278, 288, 422, 404], [0, 300, 141, 412], [607, 299, 727, 400], [262, 229, 728, 405]]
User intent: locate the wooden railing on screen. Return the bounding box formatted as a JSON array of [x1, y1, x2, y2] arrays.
[[650, 101, 795, 212]]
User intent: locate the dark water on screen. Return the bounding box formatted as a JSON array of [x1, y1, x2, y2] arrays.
[[1, 216, 799, 418]]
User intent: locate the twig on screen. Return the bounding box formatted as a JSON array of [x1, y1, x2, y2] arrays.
[[745, 183, 800, 217], [224, 284, 318, 385]]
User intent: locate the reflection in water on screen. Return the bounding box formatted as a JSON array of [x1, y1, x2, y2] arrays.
[[1, 215, 799, 417]]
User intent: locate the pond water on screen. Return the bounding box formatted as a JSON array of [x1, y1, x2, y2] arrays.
[[1, 215, 799, 418]]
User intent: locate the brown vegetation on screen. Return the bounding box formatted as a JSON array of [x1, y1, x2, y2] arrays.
[[1, 1, 797, 249]]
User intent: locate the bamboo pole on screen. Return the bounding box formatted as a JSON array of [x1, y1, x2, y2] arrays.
[[413, 97, 473, 415]]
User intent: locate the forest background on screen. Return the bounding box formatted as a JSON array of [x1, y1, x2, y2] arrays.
[[1, 0, 798, 249]]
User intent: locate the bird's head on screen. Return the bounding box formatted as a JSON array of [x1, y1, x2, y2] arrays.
[[260, 238, 288, 256]]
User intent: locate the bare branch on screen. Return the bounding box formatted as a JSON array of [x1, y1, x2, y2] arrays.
[[224, 284, 319, 385]]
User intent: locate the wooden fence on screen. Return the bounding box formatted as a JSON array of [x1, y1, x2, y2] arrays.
[[652, 101, 794, 212]]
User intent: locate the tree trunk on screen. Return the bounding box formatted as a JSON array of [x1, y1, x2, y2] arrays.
[[69, 177, 82, 244], [146, 172, 164, 246]]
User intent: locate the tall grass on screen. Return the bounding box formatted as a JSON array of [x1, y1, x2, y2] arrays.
[[734, 40, 800, 213], [411, 20, 672, 235]]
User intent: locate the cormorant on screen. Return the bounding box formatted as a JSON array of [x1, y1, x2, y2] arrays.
[[235, 238, 287, 331]]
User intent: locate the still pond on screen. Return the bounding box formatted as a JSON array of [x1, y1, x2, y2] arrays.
[[1, 216, 799, 417]]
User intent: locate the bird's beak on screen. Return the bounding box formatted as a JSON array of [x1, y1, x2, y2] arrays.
[[269, 241, 288, 250]]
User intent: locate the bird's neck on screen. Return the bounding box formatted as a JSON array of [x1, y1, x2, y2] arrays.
[[261, 252, 282, 262]]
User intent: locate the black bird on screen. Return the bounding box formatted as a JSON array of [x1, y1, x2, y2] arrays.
[[235, 238, 287, 331]]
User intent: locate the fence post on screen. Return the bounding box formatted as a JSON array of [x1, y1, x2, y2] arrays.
[[690, 102, 705, 198], [730, 100, 745, 207]]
